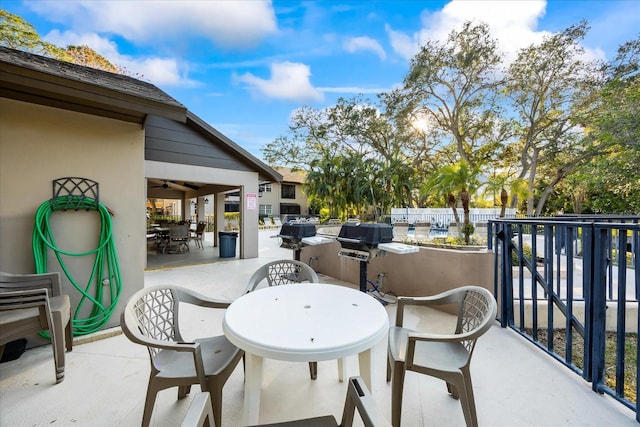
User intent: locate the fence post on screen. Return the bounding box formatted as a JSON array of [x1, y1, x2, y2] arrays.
[[590, 226, 608, 391]]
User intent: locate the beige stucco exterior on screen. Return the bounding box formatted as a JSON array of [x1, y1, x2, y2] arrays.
[[299, 240, 494, 297], [0, 98, 145, 328], [1, 97, 268, 332]]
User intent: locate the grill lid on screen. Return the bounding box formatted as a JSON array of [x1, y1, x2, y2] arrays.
[[278, 222, 316, 241], [337, 222, 393, 245]]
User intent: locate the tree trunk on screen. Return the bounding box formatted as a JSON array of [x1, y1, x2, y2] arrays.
[[535, 167, 567, 215], [500, 188, 508, 218], [461, 189, 471, 244], [447, 193, 461, 224]]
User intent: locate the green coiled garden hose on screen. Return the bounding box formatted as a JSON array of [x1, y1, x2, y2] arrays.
[[32, 196, 122, 336]]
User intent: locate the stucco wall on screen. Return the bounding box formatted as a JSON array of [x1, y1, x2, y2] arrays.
[[300, 241, 494, 297], [0, 98, 145, 330]]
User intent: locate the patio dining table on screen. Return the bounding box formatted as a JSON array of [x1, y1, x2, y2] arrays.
[[223, 283, 389, 425]]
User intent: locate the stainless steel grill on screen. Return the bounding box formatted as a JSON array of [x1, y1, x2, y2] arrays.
[[277, 222, 318, 260]]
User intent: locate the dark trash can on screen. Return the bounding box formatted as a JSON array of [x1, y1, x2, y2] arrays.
[[219, 232, 238, 258]]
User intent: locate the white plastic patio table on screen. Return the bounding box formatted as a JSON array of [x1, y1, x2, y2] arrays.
[[223, 283, 389, 426]]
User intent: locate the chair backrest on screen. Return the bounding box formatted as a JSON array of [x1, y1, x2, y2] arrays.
[[454, 286, 497, 353], [181, 392, 215, 427], [170, 225, 189, 238], [245, 260, 319, 293], [0, 288, 53, 345], [121, 286, 182, 360], [195, 222, 206, 234], [0, 271, 62, 296]]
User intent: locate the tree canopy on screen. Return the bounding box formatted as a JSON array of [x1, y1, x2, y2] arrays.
[[264, 20, 639, 219]]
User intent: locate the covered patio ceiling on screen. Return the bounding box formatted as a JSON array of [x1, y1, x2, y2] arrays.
[[146, 178, 238, 199]]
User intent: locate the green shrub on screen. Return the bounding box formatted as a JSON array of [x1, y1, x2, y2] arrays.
[[512, 243, 533, 266]]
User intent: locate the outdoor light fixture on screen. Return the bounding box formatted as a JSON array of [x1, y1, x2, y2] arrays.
[[204, 198, 209, 204]]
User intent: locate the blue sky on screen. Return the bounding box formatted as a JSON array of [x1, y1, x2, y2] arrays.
[[3, 0, 639, 162]]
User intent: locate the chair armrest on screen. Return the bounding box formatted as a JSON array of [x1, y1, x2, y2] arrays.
[[395, 291, 466, 327], [0, 272, 63, 297], [174, 287, 232, 309], [342, 376, 391, 427]]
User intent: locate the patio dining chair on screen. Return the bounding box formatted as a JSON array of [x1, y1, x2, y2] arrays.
[[190, 221, 206, 249], [121, 285, 243, 427], [164, 224, 190, 253], [244, 259, 319, 293], [182, 376, 390, 427], [387, 285, 497, 427], [0, 271, 72, 384], [244, 259, 348, 381]]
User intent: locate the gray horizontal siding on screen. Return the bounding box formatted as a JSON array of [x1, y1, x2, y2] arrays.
[[145, 115, 253, 172]]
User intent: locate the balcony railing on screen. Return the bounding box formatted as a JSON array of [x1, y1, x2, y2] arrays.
[[489, 216, 640, 421]]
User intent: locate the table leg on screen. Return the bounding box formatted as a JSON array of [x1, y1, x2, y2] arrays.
[[337, 357, 346, 382], [358, 348, 375, 396], [243, 352, 264, 426]]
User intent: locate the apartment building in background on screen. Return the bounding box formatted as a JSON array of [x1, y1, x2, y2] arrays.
[[258, 167, 311, 220]]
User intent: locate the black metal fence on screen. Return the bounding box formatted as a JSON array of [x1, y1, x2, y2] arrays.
[[489, 216, 640, 421]]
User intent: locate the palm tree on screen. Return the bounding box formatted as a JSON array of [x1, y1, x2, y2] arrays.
[[424, 160, 481, 244]]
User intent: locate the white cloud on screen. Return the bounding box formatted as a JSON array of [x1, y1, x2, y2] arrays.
[[387, 0, 550, 63], [43, 29, 197, 87], [343, 36, 386, 60], [235, 62, 324, 103], [318, 86, 389, 94], [27, 0, 277, 49]]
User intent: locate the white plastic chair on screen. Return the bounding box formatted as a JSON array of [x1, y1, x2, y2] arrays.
[[121, 285, 243, 427], [387, 285, 497, 427], [183, 377, 390, 427]]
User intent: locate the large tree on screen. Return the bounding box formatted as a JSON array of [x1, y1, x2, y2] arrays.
[[504, 21, 604, 215], [384, 21, 507, 170], [567, 36, 640, 213], [263, 96, 416, 216]]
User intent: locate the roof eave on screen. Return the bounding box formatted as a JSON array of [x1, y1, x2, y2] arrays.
[[0, 62, 187, 124]]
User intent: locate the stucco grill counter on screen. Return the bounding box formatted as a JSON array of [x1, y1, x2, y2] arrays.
[[337, 222, 419, 292]]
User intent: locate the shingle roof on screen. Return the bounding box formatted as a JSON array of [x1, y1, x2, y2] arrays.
[[0, 46, 186, 123]]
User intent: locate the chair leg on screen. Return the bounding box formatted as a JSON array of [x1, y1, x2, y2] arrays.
[[178, 385, 192, 399], [143, 380, 160, 427], [386, 353, 392, 382], [459, 369, 478, 427], [447, 381, 459, 399], [390, 361, 405, 427], [65, 321, 73, 352], [50, 310, 66, 383], [309, 361, 318, 380]]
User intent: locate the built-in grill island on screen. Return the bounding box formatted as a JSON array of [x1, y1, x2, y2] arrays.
[[337, 222, 419, 292], [277, 221, 333, 261]]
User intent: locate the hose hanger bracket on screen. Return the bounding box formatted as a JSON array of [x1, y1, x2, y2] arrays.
[[51, 177, 99, 211]]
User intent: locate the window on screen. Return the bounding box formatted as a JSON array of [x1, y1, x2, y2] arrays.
[[259, 183, 272, 193], [280, 203, 300, 214], [281, 184, 295, 199], [259, 204, 272, 215]]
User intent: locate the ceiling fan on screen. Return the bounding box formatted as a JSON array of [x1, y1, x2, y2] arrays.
[[148, 179, 199, 192], [151, 180, 170, 189]]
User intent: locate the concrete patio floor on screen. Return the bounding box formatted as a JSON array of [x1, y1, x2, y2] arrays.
[[0, 230, 637, 426]]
